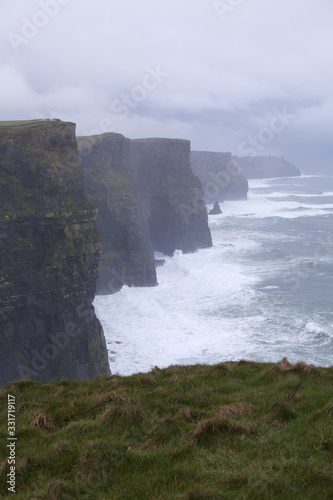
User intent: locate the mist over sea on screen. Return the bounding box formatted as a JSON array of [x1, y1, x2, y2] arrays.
[[94, 175, 333, 375]]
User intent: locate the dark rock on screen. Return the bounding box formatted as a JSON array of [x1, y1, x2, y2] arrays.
[[0, 120, 110, 386], [131, 138, 212, 256], [155, 259, 166, 267], [191, 151, 249, 203], [78, 135, 212, 286], [231, 155, 301, 179], [78, 133, 157, 295], [209, 202, 223, 215]]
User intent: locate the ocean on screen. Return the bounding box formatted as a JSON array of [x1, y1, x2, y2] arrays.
[[94, 175, 333, 375]]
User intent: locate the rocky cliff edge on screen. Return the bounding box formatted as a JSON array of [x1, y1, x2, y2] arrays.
[[78, 134, 212, 295], [78, 133, 157, 295], [0, 120, 110, 386], [131, 138, 212, 256]]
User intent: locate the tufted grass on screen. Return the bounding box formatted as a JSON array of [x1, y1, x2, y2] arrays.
[[0, 359, 332, 499]]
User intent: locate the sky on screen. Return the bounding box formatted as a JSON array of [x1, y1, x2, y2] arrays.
[[1, 0, 333, 172]]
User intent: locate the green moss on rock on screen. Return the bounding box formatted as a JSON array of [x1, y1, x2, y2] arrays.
[[0, 120, 110, 387]]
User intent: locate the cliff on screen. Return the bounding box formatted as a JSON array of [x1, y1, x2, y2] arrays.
[[0, 120, 110, 386], [78, 135, 212, 293], [231, 155, 301, 179], [190, 151, 249, 203], [131, 139, 212, 255], [78, 134, 157, 295]]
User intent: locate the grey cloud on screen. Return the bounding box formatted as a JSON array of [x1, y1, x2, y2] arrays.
[[1, 0, 333, 172]]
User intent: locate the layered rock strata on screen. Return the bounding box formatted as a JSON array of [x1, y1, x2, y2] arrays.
[[78, 134, 212, 294], [131, 139, 212, 256], [0, 120, 110, 386], [78, 133, 157, 294]]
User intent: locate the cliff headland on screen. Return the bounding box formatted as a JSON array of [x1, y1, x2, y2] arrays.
[[233, 155, 301, 179], [78, 134, 212, 294], [78, 133, 157, 295], [0, 120, 110, 386], [191, 151, 249, 203], [191, 152, 301, 202]]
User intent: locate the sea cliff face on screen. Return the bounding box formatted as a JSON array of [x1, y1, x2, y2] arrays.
[[0, 120, 110, 386], [131, 139, 212, 255], [191, 151, 249, 203], [78, 133, 157, 295], [78, 134, 212, 294]]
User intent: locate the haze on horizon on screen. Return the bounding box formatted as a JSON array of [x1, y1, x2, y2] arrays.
[[1, 0, 332, 173]]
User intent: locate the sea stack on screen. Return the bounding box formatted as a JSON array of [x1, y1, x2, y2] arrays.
[[209, 201, 223, 215]]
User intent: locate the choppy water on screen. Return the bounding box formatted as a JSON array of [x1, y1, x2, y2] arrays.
[[94, 175, 333, 375]]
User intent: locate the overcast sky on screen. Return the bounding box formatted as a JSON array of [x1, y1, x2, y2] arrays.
[[1, 0, 332, 172]]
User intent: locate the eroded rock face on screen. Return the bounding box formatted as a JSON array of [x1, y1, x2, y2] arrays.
[[209, 202, 222, 215], [78, 133, 157, 295], [231, 155, 301, 179], [0, 120, 110, 386], [78, 134, 212, 293], [191, 151, 249, 203], [131, 138, 212, 256]]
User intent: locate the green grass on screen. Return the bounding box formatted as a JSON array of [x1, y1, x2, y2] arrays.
[[0, 120, 46, 127], [0, 359, 332, 499]]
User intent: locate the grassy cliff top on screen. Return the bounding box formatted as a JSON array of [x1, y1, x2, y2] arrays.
[[77, 132, 125, 141], [0, 120, 53, 128], [0, 120, 77, 131], [132, 137, 190, 144], [1, 360, 332, 499]]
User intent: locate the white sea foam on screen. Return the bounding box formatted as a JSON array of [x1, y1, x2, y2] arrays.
[[215, 182, 333, 219], [94, 175, 333, 374], [305, 321, 326, 335], [95, 245, 261, 375]]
